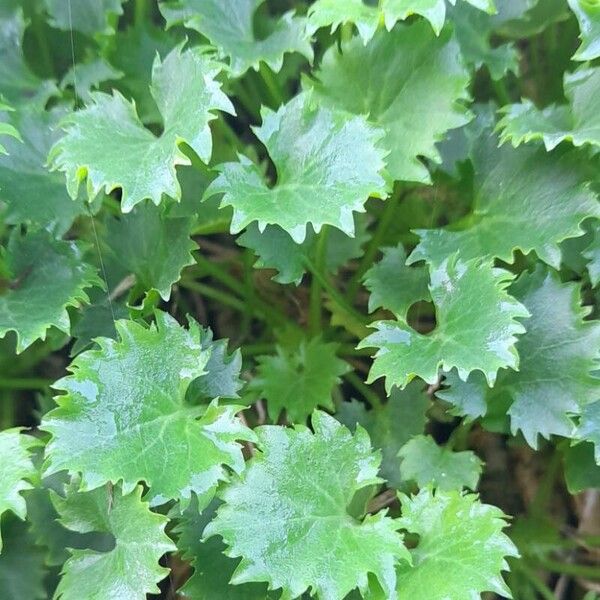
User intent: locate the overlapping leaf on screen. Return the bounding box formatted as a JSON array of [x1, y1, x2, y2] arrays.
[[360, 256, 529, 390], [409, 134, 600, 268], [205, 411, 410, 600], [307, 22, 471, 183], [60, 58, 123, 102], [398, 435, 483, 490], [498, 66, 600, 150], [388, 489, 517, 599], [568, 0, 600, 60], [43, 0, 125, 36], [0, 231, 101, 352], [336, 381, 429, 488], [52, 484, 175, 600], [105, 202, 196, 300], [0, 106, 87, 234], [206, 92, 387, 243], [364, 244, 430, 319], [250, 337, 348, 422], [0, 429, 38, 551], [0, 100, 19, 155], [160, 0, 312, 76], [42, 311, 255, 507], [49, 46, 235, 212], [307, 0, 495, 42]]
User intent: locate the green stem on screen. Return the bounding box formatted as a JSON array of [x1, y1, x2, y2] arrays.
[[346, 191, 402, 301], [135, 0, 148, 26], [179, 280, 246, 313], [259, 66, 284, 107], [0, 377, 53, 390], [530, 449, 561, 517], [343, 371, 382, 409], [309, 228, 329, 336], [303, 255, 370, 337], [492, 77, 511, 106], [512, 562, 555, 600], [194, 254, 246, 296], [535, 557, 600, 580]]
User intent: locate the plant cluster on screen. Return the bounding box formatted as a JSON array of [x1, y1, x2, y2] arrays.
[[0, 0, 599, 599]]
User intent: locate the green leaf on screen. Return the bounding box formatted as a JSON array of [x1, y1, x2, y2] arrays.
[[498, 66, 600, 150], [563, 443, 600, 493], [52, 484, 175, 600], [239, 217, 368, 285], [307, 23, 471, 183], [306, 0, 495, 41], [105, 202, 196, 300], [187, 328, 243, 403], [249, 337, 349, 422], [0, 106, 88, 235], [398, 435, 483, 490], [577, 401, 600, 463], [60, 58, 123, 102], [359, 256, 529, 391], [160, 0, 313, 76], [503, 268, 600, 447], [409, 135, 600, 269], [205, 411, 411, 600], [0, 100, 19, 155], [568, 0, 600, 61], [336, 381, 430, 488], [0, 10, 57, 106], [0, 231, 101, 353], [306, 0, 381, 44], [106, 22, 177, 124], [43, 0, 125, 36], [364, 244, 430, 320], [0, 429, 38, 551], [437, 369, 488, 420], [175, 498, 270, 599], [390, 488, 517, 599], [42, 311, 256, 507], [206, 92, 387, 243], [448, 3, 518, 80], [49, 46, 235, 212], [0, 517, 46, 599]]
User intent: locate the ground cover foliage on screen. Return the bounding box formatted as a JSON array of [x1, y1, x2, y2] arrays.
[[0, 0, 599, 598]]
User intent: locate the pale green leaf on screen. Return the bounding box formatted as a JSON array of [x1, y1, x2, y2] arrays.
[[307, 23, 471, 183], [42, 311, 256, 507], [205, 92, 387, 243], [0, 429, 38, 551], [49, 46, 235, 212], [364, 244, 430, 320], [398, 435, 483, 490], [563, 443, 600, 493], [52, 484, 175, 600], [249, 337, 349, 422], [105, 202, 196, 300], [175, 498, 270, 599], [504, 268, 600, 447], [359, 256, 529, 391], [160, 0, 312, 76], [60, 58, 123, 102], [0, 231, 101, 353], [0, 106, 88, 235], [409, 135, 600, 269], [336, 381, 430, 488], [44, 0, 125, 36], [577, 401, 600, 463], [498, 66, 600, 150], [584, 223, 600, 286], [390, 488, 517, 599], [568, 0, 600, 60], [437, 369, 488, 420], [205, 411, 411, 600], [0, 10, 57, 106]]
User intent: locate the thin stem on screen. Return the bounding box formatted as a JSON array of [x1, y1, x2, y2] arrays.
[[512, 562, 556, 600], [259, 66, 284, 107], [135, 0, 148, 26], [492, 77, 511, 106], [535, 557, 600, 580], [194, 254, 246, 296], [346, 191, 403, 301], [309, 228, 329, 336], [179, 280, 246, 313], [343, 371, 382, 409]]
